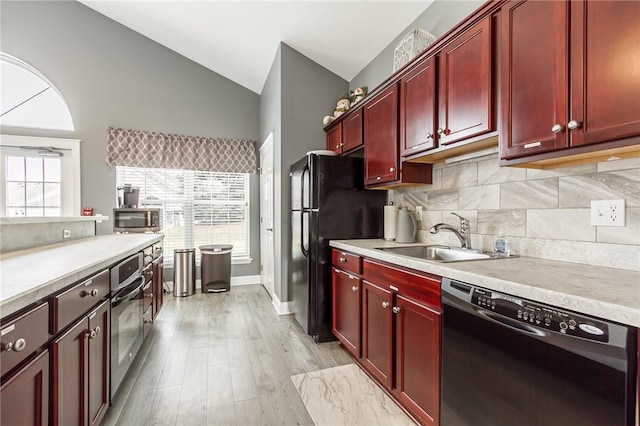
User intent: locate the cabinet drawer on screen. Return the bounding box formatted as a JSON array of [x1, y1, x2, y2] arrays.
[[332, 249, 362, 274], [51, 269, 109, 334], [363, 259, 441, 309], [1, 302, 49, 378]]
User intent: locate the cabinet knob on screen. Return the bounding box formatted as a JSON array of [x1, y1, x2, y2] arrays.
[[82, 288, 99, 297], [437, 128, 445, 135], [567, 120, 581, 130], [376, 176, 381, 180], [425, 133, 433, 139], [339, 257, 346, 262], [351, 286, 358, 292], [94, 326, 101, 336], [335, 144, 340, 149], [389, 167, 396, 173], [89, 329, 97, 340], [2, 338, 26, 352], [382, 301, 390, 309], [551, 123, 564, 134], [392, 306, 401, 314]]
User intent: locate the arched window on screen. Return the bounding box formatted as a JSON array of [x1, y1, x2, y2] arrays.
[[1, 53, 80, 217], [0, 52, 74, 131]]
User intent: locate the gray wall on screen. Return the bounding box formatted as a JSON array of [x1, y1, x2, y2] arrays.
[[350, 0, 485, 90], [260, 43, 348, 303], [0, 0, 261, 277]]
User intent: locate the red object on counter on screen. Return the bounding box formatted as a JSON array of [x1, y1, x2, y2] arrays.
[[82, 207, 94, 216]]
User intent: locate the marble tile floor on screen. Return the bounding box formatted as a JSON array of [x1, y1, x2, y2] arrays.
[[103, 285, 361, 426], [291, 364, 416, 426]]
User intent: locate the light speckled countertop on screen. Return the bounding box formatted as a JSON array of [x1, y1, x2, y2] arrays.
[[0, 234, 163, 318], [331, 239, 640, 328]]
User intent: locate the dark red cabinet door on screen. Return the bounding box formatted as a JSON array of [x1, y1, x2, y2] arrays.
[[362, 280, 393, 389], [569, 0, 640, 147], [153, 257, 164, 319], [394, 295, 441, 426], [364, 84, 400, 186], [500, 0, 570, 159], [438, 16, 493, 145], [51, 299, 110, 426], [401, 55, 437, 157], [326, 122, 343, 154], [0, 350, 49, 426], [88, 301, 109, 426], [331, 268, 361, 358], [51, 315, 88, 426], [342, 108, 363, 153]]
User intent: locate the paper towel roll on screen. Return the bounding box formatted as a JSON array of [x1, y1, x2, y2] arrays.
[[384, 205, 399, 241]]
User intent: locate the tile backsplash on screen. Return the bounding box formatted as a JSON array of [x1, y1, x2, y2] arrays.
[[391, 155, 640, 271]]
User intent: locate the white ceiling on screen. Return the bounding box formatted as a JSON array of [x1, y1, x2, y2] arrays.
[[79, 1, 435, 94]]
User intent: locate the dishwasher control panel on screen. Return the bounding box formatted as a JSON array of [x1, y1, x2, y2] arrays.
[[472, 288, 609, 342]]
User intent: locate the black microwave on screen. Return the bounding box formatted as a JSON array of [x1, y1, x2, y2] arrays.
[[113, 208, 161, 233]]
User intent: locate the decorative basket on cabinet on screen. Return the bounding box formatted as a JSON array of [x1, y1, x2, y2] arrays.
[[393, 29, 437, 72]]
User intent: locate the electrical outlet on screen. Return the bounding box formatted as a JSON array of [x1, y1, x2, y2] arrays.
[[415, 206, 423, 221], [590, 199, 625, 227], [63, 229, 71, 239]]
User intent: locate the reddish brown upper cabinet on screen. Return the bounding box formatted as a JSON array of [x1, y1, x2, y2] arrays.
[[438, 16, 493, 146], [500, 0, 640, 162], [0, 350, 49, 426], [342, 108, 364, 153], [401, 55, 438, 157], [331, 268, 362, 359], [326, 122, 343, 155], [364, 84, 400, 186], [51, 299, 110, 426]]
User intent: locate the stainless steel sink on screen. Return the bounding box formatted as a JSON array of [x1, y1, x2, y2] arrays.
[[376, 245, 515, 263]]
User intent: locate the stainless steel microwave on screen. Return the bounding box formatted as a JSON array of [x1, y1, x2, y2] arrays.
[[113, 208, 161, 233]]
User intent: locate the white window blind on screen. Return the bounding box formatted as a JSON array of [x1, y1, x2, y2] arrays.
[[116, 166, 250, 267]]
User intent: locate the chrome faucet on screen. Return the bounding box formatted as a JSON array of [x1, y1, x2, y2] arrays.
[[429, 213, 471, 249]]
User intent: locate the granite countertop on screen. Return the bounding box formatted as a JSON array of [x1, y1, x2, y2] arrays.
[[0, 215, 109, 225], [331, 239, 640, 328], [0, 234, 163, 319]]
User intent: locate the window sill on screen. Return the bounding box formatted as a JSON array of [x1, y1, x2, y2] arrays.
[[232, 257, 253, 265]]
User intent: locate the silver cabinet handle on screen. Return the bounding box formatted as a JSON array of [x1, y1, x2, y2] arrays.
[[82, 288, 99, 297], [91, 289, 99, 297], [437, 128, 445, 135], [389, 167, 396, 173], [3, 338, 26, 352], [351, 286, 358, 292], [95, 326, 101, 336], [339, 257, 347, 262], [335, 144, 340, 149], [376, 176, 381, 180], [266, 228, 273, 232], [382, 301, 390, 309], [425, 133, 433, 139], [551, 124, 564, 133], [567, 120, 581, 130], [392, 306, 400, 314], [88, 329, 97, 339]]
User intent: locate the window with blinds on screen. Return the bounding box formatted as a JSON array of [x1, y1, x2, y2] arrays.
[[116, 166, 250, 267]]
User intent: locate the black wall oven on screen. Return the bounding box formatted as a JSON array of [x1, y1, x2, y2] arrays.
[[441, 278, 637, 426], [109, 252, 144, 398]]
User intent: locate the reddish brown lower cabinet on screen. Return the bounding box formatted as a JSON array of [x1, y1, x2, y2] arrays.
[[51, 299, 110, 426], [395, 295, 441, 425], [331, 268, 361, 358], [362, 281, 394, 388], [153, 256, 164, 320], [360, 258, 442, 425], [0, 350, 49, 426]]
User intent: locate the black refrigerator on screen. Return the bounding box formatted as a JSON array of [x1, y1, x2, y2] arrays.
[[289, 153, 386, 342]]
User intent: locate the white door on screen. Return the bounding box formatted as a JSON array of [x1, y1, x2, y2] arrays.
[[259, 133, 275, 298]]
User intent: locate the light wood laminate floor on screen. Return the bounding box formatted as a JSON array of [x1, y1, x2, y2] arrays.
[[103, 285, 353, 426]]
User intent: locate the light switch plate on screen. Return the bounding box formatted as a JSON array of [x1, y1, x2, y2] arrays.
[[63, 229, 71, 239], [590, 199, 625, 227]]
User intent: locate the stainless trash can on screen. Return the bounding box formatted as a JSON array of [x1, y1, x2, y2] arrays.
[[199, 244, 233, 293], [173, 248, 196, 297]]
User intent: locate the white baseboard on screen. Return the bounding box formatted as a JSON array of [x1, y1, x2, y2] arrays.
[[271, 293, 294, 315], [230, 275, 261, 286]]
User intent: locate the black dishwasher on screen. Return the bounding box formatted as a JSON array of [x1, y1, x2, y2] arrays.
[[441, 278, 637, 426]]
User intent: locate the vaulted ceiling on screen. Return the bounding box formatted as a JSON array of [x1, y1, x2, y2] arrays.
[[79, 1, 435, 94]]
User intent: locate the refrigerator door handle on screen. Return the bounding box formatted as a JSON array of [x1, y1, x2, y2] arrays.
[[301, 163, 310, 210], [301, 210, 309, 258]]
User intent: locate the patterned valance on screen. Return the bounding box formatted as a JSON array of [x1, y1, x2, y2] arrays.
[[106, 127, 257, 173]]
